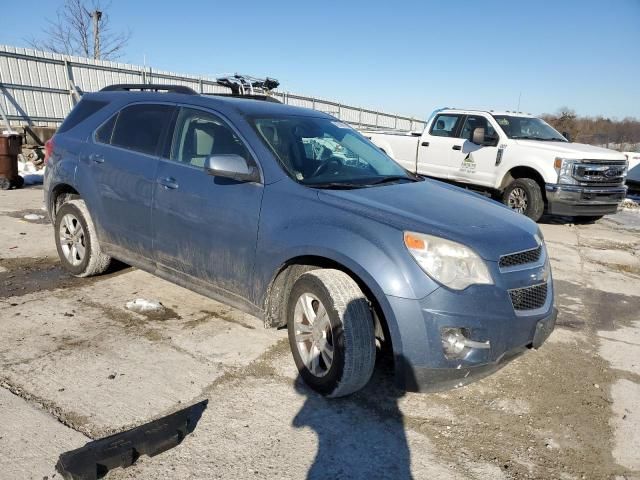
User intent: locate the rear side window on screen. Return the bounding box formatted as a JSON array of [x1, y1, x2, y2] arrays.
[[58, 99, 109, 133], [95, 114, 117, 144], [110, 104, 174, 156], [429, 114, 462, 138]]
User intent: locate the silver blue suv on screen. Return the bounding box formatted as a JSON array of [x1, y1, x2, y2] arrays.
[[44, 85, 556, 397]]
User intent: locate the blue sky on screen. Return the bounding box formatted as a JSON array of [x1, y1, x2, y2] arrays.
[[1, 0, 639, 120]]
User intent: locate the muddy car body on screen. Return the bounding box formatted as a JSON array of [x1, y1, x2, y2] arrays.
[[44, 85, 556, 396]]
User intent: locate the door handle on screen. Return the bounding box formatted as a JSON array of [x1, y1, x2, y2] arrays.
[[89, 153, 104, 164], [157, 177, 179, 190], [421, 141, 429, 147], [452, 145, 462, 151]]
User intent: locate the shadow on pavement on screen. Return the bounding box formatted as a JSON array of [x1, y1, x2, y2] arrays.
[[293, 359, 413, 480]]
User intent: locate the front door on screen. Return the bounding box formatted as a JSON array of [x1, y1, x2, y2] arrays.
[[152, 106, 264, 300], [449, 114, 500, 187], [416, 113, 463, 179]]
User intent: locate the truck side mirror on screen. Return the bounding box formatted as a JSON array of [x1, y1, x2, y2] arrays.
[[472, 127, 485, 145], [204, 154, 260, 183], [562, 131, 572, 142]]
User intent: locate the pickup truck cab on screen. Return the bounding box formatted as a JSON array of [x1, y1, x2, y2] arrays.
[[44, 88, 556, 397], [365, 109, 629, 221]]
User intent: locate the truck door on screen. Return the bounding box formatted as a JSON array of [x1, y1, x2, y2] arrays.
[[449, 115, 500, 187], [416, 113, 463, 179]]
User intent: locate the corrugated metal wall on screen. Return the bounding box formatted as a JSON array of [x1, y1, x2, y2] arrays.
[[0, 45, 425, 131]]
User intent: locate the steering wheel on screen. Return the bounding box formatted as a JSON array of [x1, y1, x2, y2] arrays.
[[310, 156, 343, 178]]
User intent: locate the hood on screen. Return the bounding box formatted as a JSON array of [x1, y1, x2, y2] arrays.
[[317, 180, 539, 262], [513, 140, 627, 160]]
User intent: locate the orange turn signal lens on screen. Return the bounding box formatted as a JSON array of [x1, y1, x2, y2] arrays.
[[554, 158, 562, 169], [404, 233, 425, 250]]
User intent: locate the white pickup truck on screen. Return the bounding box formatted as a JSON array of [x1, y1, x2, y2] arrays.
[[364, 109, 629, 221]]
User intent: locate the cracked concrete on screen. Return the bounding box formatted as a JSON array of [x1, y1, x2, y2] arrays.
[[1, 187, 639, 479]]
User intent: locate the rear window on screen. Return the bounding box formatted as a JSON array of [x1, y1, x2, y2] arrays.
[[58, 99, 109, 133], [110, 104, 174, 156]]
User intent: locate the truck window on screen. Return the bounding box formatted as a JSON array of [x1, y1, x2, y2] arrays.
[[429, 114, 462, 137], [460, 115, 496, 141]]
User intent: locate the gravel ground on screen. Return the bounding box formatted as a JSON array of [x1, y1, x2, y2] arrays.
[[0, 187, 639, 480]]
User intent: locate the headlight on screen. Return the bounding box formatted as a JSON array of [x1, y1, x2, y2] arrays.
[[404, 232, 493, 290], [554, 157, 578, 185]]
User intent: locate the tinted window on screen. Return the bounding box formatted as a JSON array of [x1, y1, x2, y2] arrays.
[[58, 99, 108, 133], [111, 104, 174, 155], [460, 115, 496, 141], [171, 108, 251, 167], [429, 114, 462, 137], [95, 114, 117, 144]]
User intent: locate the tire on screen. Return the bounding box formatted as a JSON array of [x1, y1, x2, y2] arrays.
[[287, 269, 376, 397], [502, 178, 544, 221], [54, 199, 112, 277]]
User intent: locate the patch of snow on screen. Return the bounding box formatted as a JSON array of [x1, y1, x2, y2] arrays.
[[125, 298, 165, 314], [620, 197, 639, 212], [18, 160, 45, 185], [23, 214, 45, 221]]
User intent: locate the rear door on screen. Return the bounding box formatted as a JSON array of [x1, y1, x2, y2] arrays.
[[449, 114, 500, 187], [152, 106, 264, 299], [85, 103, 176, 258], [416, 113, 463, 179]]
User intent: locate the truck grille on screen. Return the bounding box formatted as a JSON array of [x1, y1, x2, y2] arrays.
[[499, 245, 542, 269], [509, 283, 548, 311], [573, 161, 627, 186]]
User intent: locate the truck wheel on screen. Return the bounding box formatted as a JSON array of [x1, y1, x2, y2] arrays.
[[502, 178, 544, 221], [54, 199, 112, 277], [287, 269, 376, 398]]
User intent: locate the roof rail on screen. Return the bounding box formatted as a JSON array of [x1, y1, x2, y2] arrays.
[[99, 84, 197, 94]]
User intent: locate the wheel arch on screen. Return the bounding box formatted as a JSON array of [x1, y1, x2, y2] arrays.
[[263, 254, 396, 355], [499, 166, 547, 201], [48, 183, 81, 221]]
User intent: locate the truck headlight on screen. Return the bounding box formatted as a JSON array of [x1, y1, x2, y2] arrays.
[[554, 157, 578, 185], [404, 232, 493, 290]]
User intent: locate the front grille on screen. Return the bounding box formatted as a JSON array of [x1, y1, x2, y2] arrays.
[[573, 161, 627, 186], [509, 283, 548, 311], [499, 245, 542, 269]]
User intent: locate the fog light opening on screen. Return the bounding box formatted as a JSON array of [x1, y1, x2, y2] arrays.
[[441, 328, 490, 360]]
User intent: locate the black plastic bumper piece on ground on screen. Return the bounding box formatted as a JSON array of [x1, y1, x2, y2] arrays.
[[55, 400, 208, 480]]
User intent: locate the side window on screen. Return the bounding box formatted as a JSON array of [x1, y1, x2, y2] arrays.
[[429, 114, 462, 137], [460, 115, 496, 141], [58, 99, 109, 133], [171, 108, 251, 168], [110, 104, 174, 156], [95, 114, 117, 144]]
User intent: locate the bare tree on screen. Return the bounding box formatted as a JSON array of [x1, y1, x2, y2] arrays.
[[27, 0, 131, 60]]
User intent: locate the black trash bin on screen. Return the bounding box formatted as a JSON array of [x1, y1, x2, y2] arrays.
[[0, 134, 24, 190]]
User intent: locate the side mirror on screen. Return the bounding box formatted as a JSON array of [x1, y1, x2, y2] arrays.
[[472, 127, 485, 145], [562, 131, 572, 142], [204, 154, 260, 183]]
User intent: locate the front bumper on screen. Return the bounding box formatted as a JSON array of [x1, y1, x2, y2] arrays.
[[545, 183, 626, 216], [384, 252, 556, 393]]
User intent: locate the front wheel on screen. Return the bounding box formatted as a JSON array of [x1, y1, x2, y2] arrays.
[[287, 269, 376, 397], [502, 178, 545, 221]]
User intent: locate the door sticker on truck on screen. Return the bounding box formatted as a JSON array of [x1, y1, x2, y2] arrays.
[[496, 144, 507, 166], [460, 153, 476, 173]]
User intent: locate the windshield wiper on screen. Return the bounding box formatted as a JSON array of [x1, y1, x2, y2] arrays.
[[512, 135, 566, 142], [365, 175, 419, 185], [305, 182, 367, 189]]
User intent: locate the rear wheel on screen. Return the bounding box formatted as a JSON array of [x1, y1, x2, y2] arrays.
[[287, 269, 376, 397], [502, 178, 544, 221], [54, 199, 112, 277]]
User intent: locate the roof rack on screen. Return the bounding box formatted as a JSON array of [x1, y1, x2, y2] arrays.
[[215, 74, 279, 96], [100, 84, 197, 94]]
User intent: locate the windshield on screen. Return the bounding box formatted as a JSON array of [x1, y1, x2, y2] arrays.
[[250, 116, 418, 187], [493, 115, 567, 142]]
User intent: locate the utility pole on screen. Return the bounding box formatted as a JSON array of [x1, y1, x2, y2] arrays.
[[91, 10, 103, 59]]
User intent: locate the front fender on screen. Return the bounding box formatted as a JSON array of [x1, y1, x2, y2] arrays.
[[496, 150, 557, 188]]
